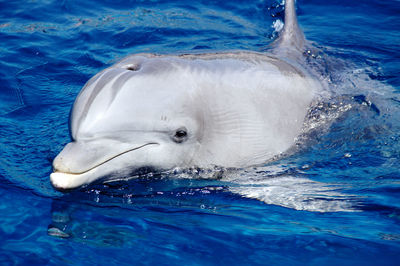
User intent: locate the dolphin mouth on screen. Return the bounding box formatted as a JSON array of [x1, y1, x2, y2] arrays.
[[50, 142, 158, 191]]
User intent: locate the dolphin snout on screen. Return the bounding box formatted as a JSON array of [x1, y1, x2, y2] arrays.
[[52, 152, 74, 174], [51, 141, 107, 190], [51, 140, 121, 190], [52, 141, 102, 174], [51, 138, 159, 190]]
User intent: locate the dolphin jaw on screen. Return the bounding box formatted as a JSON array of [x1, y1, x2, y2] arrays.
[[51, 142, 160, 191], [50, 171, 95, 191]]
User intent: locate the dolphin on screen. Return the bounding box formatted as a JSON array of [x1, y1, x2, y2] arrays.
[[50, 0, 325, 190]]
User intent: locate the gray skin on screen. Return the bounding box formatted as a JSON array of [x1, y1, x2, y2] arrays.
[[50, 0, 324, 190]]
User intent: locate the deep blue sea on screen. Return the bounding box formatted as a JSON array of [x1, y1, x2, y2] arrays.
[[1, 0, 400, 265]]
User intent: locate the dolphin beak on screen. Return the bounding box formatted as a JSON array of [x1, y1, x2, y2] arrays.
[[50, 139, 158, 191]]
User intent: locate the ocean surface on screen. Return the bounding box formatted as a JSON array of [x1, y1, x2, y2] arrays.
[[1, 0, 400, 265]]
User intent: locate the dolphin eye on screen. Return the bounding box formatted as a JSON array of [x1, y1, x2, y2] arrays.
[[172, 128, 188, 143]]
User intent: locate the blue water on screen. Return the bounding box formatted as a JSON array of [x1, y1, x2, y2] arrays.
[[1, 0, 400, 265]]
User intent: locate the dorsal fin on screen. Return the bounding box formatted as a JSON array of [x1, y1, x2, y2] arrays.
[[272, 0, 305, 52]]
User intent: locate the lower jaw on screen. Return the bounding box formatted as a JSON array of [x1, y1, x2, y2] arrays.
[[50, 166, 160, 191], [50, 171, 93, 191]]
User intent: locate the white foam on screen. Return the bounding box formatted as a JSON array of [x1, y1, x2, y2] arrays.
[[272, 19, 284, 33], [169, 165, 358, 212], [224, 166, 357, 212]]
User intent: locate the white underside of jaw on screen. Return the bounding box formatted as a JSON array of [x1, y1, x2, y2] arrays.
[[50, 169, 97, 190]]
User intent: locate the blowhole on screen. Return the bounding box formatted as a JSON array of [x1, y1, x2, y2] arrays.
[[124, 64, 140, 71]]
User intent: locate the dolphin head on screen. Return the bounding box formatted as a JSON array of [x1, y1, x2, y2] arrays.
[[51, 52, 317, 191], [51, 55, 204, 190]]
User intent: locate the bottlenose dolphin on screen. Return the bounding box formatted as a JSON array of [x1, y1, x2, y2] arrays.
[[51, 0, 325, 190]]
